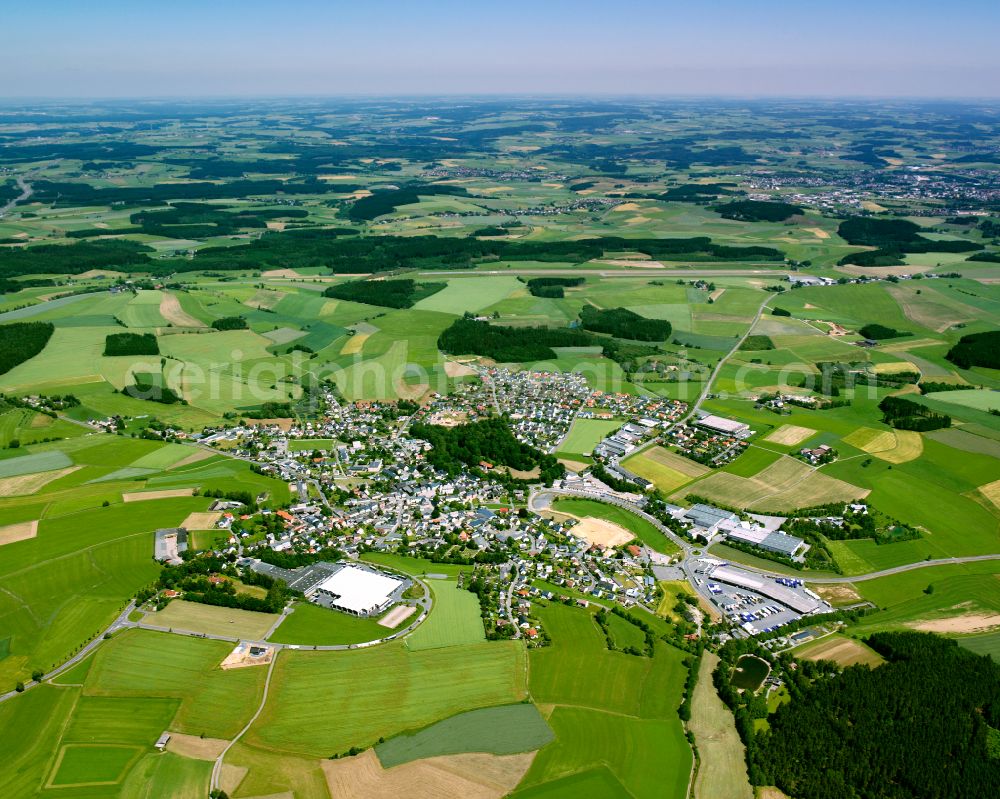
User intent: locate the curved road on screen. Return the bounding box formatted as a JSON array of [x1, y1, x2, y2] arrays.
[[0, 177, 32, 217]]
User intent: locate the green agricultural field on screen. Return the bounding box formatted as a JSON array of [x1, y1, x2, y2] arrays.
[[414, 275, 523, 314], [550, 497, 679, 555], [287, 438, 337, 452], [85, 629, 268, 740], [375, 703, 554, 767], [244, 640, 526, 757], [145, 599, 279, 640], [516, 602, 691, 799], [405, 579, 486, 651], [622, 445, 709, 493], [50, 743, 142, 786], [558, 417, 622, 456], [267, 601, 390, 646]]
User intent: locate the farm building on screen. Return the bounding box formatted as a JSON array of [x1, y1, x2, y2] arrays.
[[153, 527, 188, 564], [315, 564, 404, 616], [694, 414, 751, 438]]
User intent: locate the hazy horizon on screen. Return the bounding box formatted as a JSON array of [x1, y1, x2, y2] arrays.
[[3, 0, 999, 99]]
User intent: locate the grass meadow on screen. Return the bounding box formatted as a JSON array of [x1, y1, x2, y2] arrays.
[[513, 602, 691, 799]]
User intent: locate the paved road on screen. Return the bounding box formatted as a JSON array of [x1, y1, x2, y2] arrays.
[[800, 553, 1000, 584], [0, 177, 32, 217], [0, 601, 135, 704], [211, 650, 278, 792], [680, 292, 773, 424]]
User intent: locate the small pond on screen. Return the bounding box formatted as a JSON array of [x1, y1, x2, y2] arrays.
[[732, 654, 770, 692]]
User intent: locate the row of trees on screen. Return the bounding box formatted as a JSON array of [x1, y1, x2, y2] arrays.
[[525, 277, 585, 298], [879, 395, 951, 431]]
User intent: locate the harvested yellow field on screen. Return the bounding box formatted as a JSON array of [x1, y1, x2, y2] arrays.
[[166, 732, 229, 760], [674, 457, 867, 511], [122, 488, 195, 502], [444, 360, 477, 377], [0, 520, 38, 546], [873, 361, 916, 374], [764, 425, 816, 446], [180, 511, 223, 530], [624, 446, 709, 494], [341, 332, 372, 355], [857, 429, 922, 464], [159, 292, 204, 327], [167, 449, 214, 470], [804, 227, 830, 239], [322, 750, 534, 799], [812, 583, 862, 606], [689, 652, 753, 799], [794, 635, 883, 668], [979, 478, 1000, 511], [0, 465, 81, 497], [862, 201, 887, 212], [842, 426, 895, 452], [261, 268, 303, 278], [612, 202, 641, 212], [908, 612, 1000, 634], [709, 288, 726, 301]]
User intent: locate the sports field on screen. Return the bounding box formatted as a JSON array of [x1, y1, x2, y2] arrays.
[[550, 497, 679, 555], [406, 579, 486, 650], [622, 445, 709, 493]]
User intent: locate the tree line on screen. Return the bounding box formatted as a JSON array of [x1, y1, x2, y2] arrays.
[[323, 278, 446, 309], [0, 322, 54, 376]]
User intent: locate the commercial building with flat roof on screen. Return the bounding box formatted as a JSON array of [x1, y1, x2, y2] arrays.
[[315, 564, 403, 616], [695, 415, 751, 438], [726, 525, 806, 559]]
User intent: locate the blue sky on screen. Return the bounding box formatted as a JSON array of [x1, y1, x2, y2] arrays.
[[2, 0, 999, 98]]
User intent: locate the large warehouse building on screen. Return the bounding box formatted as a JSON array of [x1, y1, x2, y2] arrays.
[[315, 564, 403, 616]]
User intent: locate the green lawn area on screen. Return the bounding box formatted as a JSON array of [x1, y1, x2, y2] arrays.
[[51, 744, 141, 786], [551, 497, 679, 556], [267, 601, 389, 646], [405, 579, 485, 651], [360, 552, 468, 578], [958, 631, 1000, 661], [287, 438, 337, 452], [375, 703, 553, 767], [558, 418, 622, 456]]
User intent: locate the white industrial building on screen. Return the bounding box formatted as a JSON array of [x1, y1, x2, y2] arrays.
[[315, 565, 403, 616], [695, 414, 751, 438]]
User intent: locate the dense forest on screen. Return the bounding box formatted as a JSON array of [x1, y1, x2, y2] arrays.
[[410, 417, 564, 484], [579, 305, 672, 341], [714, 200, 803, 222], [0, 322, 54, 375], [210, 316, 248, 330], [879, 395, 951, 431], [858, 323, 908, 340], [525, 277, 585, 298], [322, 278, 446, 309], [945, 330, 1000, 370], [104, 332, 160, 356], [0, 239, 153, 279], [752, 632, 1000, 799], [838, 217, 983, 266], [437, 318, 592, 362], [344, 183, 470, 221]]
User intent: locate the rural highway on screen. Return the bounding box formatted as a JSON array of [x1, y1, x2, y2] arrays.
[[798, 553, 1000, 584], [0, 177, 32, 217], [680, 291, 773, 424]]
